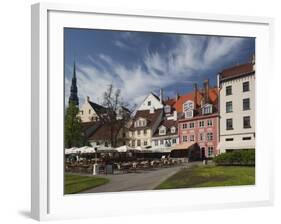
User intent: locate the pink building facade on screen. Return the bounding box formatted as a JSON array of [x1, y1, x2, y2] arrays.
[[178, 113, 219, 158]]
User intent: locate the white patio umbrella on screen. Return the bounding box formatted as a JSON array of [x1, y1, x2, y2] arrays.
[[79, 146, 95, 154], [65, 147, 78, 154], [115, 145, 134, 153], [97, 146, 117, 153]]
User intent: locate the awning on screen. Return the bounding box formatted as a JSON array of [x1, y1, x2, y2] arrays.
[[172, 142, 196, 150]]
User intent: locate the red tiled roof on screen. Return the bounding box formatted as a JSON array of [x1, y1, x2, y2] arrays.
[[220, 63, 254, 80], [172, 88, 218, 113]]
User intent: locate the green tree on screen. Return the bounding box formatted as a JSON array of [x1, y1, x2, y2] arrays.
[[64, 101, 83, 148]]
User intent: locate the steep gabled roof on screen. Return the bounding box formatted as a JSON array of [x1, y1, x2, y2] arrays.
[[87, 121, 123, 141], [81, 121, 102, 138], [153, 119, 178, 137], [171, 88, 218, 113], [150, 92, 160, 101], [88, 101, 107, 115], [220, 63, 254, 81], [130, 109, 162, 130]]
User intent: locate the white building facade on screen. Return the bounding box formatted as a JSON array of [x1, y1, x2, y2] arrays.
[[218, 61, 255, 153], [151, 120, 179, 152]]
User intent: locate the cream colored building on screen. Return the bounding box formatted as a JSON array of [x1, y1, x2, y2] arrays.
[[128, 109, 163, 148], [79, 96, 107, 123], [218, 59, 255, 153]]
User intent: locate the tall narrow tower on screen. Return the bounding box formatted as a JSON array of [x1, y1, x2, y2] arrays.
[[68, 62, 79, 106]]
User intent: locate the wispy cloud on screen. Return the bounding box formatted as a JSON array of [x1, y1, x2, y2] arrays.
[[65, 34, 249, 107]]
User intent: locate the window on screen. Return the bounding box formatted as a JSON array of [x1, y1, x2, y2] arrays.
[[202, 105, 212, 115], [226, 86, 232, 95], [96, 141, 100, 145], [89, 109, 91, 114], [226, 101, 233, 113], [183, 100, 194, 112], [165, 140, 171, 147], [243, 137, 251, 140], [172, 138, 177, 144], [137, 130, 140, 135], [155, 140, 158, 146], [160, 139, 164, 145], [185, 110, 193, 118], [243, 98, 250, 110], [243, 116, 251, 128], [182, 136, 187, 142], [159, 127, 166, 135], [226, 138, 233, 141], [144, 140, 147, 146], [80, 110, 84, 115], [189, 122, 195, 128], [199, 121, 204, 128], [132, 140, 135, 147], [148, 101, 151, 106], [207, 119, 213, 126], [144, 129, 147, 135], [226, 118, 233, 130], [199, 133, 204, 141], [208, 147, 214, 157], [243, 81, 250, 92], [207, 132, 213, 141], [190, 135, 195, 141], [182, 123, 187, 129], [171, 127, 176, 133], [137, 140, 141, 146]]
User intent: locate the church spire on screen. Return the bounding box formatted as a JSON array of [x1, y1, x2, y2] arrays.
[[68, 61, 79, 106]]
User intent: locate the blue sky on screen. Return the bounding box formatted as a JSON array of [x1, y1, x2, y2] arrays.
[[64, 28, 255, 107]]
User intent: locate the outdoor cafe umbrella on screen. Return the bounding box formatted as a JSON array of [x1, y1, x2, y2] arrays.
[[115, 145, 134, 153], [65, 147, 78, 155], [79, 146, 95, 154]]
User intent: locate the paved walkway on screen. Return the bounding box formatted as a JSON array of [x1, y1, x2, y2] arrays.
[[81, 162, 200, 193]]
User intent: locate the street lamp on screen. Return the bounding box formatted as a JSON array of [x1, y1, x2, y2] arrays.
[[93, 147, 99, 175]]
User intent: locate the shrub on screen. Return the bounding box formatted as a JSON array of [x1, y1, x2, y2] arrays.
[[213, 149, 255, 166]]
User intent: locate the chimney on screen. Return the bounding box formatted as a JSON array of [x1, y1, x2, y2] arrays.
[[86, 96, 90, 102], [204, 79, 209, 104], [193, 83, 198, 109], [159, 88, 163, 103], [173, 110, 177, 121]]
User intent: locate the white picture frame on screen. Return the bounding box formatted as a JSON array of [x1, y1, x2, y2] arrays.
[[31, 2, 274, 221]]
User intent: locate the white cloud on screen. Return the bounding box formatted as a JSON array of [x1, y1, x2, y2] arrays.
[[114, 40, 131, 50], [65, 35, 246, 108]]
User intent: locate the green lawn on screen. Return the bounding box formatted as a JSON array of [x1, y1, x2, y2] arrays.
[[156, 165, 255, 190], [65, 174, 109, 194]]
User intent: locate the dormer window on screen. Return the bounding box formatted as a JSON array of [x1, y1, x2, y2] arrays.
[[171, 126, 176, 133], [135, 118, 147, 127], [148, 101, 151, 106], [159, 126, 166, 135], [202, 104, 213, 115], [183, 100, 194, 112], [164, 105, 171, 113]]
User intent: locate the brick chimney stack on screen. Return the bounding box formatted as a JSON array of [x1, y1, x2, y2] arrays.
[[204, 79, 209, 104], [193, 83, 198, 109]]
